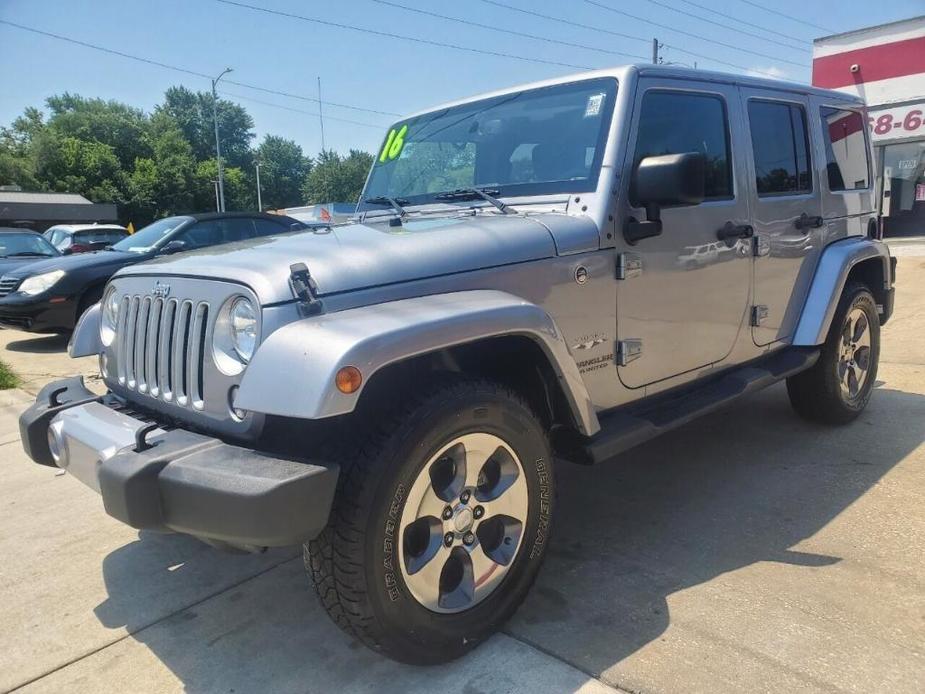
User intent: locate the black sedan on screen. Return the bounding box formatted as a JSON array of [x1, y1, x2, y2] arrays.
[[0, 212, 303, 333]]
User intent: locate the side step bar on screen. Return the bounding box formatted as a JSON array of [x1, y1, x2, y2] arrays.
[[559, 347, 820, 465]]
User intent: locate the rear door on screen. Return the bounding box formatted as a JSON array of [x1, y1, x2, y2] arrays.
[[740, 89, 822, 345], [617, 78, 753, 388]]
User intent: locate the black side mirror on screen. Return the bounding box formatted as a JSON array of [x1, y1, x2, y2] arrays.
[[161, 240, 187, 255], [625, 152, 706, 244]]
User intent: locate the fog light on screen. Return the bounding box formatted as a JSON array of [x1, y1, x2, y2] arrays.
[[335, 366, 362, 394], [47, 423, 64, 465]]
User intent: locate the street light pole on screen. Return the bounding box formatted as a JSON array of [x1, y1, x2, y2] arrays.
[[211, 67, 233, 212], [211, 180, 220, 212], [255, 161, 263, 212]]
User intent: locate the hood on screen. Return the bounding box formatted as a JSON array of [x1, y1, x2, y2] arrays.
[[0, 255, 59, 277], [115, 214, 565, 304], [0, 248, 144, 280]]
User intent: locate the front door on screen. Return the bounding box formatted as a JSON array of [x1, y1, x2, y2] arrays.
[[617, 79, 752, 388], [740, 89, 823, 345]]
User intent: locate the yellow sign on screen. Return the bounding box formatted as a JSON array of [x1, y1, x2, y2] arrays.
[[126, 222, 135, 234]]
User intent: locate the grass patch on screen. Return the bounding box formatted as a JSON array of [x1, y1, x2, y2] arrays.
[[0, 360, 19, 390]]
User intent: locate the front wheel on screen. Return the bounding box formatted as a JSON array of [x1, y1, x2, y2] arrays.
[[787, 281, 880, 424], [305, 378, 555, 664]]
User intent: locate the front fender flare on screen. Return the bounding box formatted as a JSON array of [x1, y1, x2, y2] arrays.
[[68, 302, 102, 358], [236, 290, 600, 436], [792, 237, 892, 346]]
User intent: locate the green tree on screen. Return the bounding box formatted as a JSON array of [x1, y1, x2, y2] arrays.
[[301, 149, 373, 204], [125, 112, 197, 225], [255, 135, 311, 210], [158, 86, 255, 169], [45, 94, 150, 171], [192, 159, 252, 213], [32, 131, 125, 203]]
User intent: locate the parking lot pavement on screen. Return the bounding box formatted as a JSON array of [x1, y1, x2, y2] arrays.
[[1, 252, 923, 694], [0, 330, 99, 395]]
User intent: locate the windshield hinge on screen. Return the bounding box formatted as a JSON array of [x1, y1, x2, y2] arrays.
[[617, 339, 643, 366], [289, 263, 324, 317]]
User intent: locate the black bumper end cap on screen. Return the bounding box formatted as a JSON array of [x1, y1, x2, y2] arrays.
[[19, 377, 98, 467]]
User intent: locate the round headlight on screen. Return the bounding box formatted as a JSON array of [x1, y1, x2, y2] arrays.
[[100, 287, 120, 346], [230, 298, 257, 362]]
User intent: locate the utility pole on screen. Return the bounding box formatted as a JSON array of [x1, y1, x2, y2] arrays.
[[211, 180, 220, 212], [255, 161, 263, 212], [211, 67, 233, 212], [652, 38, 659, 64]]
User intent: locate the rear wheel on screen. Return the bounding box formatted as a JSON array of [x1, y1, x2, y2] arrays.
[[787, 281, 879, 424], [305, 377, 554, 664]]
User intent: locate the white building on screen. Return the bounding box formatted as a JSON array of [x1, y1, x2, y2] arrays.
[[813, 16, 925, 235]]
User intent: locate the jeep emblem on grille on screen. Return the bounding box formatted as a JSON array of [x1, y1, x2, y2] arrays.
[[152, 281, 170, 298]]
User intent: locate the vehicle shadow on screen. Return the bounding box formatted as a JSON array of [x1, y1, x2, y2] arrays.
[[4, 334, 69, 353], [90, 381, 924, 692]]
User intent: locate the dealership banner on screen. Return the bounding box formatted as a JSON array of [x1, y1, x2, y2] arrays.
[[867, 102, 925, 143]]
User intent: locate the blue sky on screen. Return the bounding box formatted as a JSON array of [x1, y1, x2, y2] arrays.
[[1, 0, 922, 157]]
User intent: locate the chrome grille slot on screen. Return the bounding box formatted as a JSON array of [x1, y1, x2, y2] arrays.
[[145, 298, 163, 396], [124, 297, 140, 389], [135, 298, 151, 393], [173, 300, 193, 407], [116, 297, 130, 385], [0, 277, 20, 297], [158, 299, 177, 401], [189, 303, 209, 410]]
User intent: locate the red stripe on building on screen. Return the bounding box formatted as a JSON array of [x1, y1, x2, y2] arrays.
[[812, 35, 925, 88]]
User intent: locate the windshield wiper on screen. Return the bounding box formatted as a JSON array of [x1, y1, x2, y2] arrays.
[[433, 187, 515, 214], [364, 195, 409, 219], [3, 252, 53, 257]]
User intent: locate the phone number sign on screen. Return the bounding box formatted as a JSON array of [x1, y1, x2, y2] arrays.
[[868, 102, 925, 143]]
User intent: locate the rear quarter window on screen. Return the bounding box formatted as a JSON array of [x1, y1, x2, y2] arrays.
[[820, 107, 870, 191]]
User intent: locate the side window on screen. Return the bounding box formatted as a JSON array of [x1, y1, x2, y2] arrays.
[[748, 100, 812, 196], [176, 221, 222, 249], [820, 107, 870, 191], [633, 90, 733, 202], [253, 218, 288, 237]]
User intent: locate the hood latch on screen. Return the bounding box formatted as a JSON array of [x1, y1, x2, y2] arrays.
[[289, 262, 323, 317]]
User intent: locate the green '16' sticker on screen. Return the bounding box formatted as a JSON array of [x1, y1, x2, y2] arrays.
[[379, 124, 408, 163]]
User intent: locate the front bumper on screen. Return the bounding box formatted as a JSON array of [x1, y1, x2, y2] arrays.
[[20, 377, 338, 547], [0, 295, 75, 332]]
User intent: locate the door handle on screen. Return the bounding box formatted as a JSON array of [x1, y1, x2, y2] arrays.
[[794, 213, 824, 230], [716, 222, 754, 243]]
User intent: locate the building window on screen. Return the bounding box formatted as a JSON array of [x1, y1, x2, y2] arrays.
[[633, 91, 733, 202], [820, 107, 870, 191], [748, 100, 812, 196]]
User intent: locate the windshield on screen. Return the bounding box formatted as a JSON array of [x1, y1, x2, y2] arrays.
[[0, 233, 59, 258], [111, 216, 192, 253], [360, 78, 617, 210]]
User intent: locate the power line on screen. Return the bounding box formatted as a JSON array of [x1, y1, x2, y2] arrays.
[[583, 0, 810, 67], [211, 0, 593, 70], [677, 0, 815, 43], [370, 0, 648, 61], [641, 0, 809, 51], [217, 90, 387, 129], [476, 0, 794, 79], [733, 0, 836, 34], [0, 19, 400, 118]]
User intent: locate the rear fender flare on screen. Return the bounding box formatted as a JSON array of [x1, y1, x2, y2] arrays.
[[792, 237, 892, 346], [236, 290, 600, 436]]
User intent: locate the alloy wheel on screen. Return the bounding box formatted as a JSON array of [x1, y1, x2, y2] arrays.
[[398, 432, 529, 613]]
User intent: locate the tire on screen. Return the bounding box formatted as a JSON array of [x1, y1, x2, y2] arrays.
[[787, 281, 879, 424], [305, 377, 554, 664]]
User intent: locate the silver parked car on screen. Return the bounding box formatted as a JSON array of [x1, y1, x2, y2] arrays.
[[20, 65, 895, 664]]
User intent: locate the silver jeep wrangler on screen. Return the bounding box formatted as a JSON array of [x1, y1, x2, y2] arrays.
[[20, 65, 895, 664]]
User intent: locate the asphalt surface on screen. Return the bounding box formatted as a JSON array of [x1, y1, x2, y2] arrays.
[[0, 246, 923, 693]]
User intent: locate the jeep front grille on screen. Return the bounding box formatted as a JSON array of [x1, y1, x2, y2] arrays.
[[116, 295, 210, 410], [0, 277, 20, 297]]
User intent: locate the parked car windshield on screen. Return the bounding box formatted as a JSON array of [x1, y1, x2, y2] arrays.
[[360, 78, 617, 210], [0, 233, 59, 258], [110, 216, 192, 253]]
